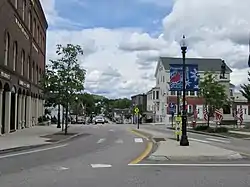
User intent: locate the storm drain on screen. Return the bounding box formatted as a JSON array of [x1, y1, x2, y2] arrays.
[[153, 137, 166, 142]]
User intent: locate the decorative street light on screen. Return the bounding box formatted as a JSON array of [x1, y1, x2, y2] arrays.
[[180, 35, 189, 146]]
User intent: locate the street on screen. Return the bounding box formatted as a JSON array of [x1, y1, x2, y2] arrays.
[[0, 124, 250, 186]]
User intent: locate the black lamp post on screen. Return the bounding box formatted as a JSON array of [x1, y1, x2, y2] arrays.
[[180, 35, 189, 146]]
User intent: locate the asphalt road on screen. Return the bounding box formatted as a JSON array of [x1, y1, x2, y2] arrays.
[[142, 125, 250, 156], [1, 123, 250, 186]]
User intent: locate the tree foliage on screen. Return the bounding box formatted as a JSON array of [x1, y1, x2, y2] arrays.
[[199, 71, 229, 110], [240, 71, 250, 101], [40, 44, 86, 108]]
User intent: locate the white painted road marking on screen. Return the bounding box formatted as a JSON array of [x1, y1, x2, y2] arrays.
[[128, 163, 250, 167], [97, 138, 106, 144], [115, 139, 124, 144], [0, 144, 68, 159], [134, 138, 143, 143], [189, 138, 210, 143], [109, 129, 114, 132], [90, 164, 112, 168], [206, 138, 230, 143], [57, 166, 69, 171]]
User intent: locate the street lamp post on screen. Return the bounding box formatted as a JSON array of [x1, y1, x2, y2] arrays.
[[180, 35, 189, 146]]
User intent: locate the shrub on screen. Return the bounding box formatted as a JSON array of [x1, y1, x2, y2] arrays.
[[194, 125, 209, 131], [214, 127, 228, 133], [38, 115, 49, 123]]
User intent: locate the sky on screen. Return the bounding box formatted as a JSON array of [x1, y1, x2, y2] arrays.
[[40, 0, 250, 99]]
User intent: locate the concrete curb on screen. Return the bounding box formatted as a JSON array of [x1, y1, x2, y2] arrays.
[[0, 131, 88, 155]]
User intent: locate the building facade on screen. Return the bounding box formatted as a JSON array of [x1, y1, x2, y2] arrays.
[[0, 0, 48, 134], [147, 57, 239, 123], [131, 94, 147, 113]]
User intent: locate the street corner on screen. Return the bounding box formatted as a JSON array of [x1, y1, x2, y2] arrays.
[[128, 129, 156, 165]]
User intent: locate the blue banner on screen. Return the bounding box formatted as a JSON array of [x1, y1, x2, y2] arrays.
[[169, 64, 199, 91]]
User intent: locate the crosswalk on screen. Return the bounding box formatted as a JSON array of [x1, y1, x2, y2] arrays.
[[189, 137, 230, 144], [96, 137, 145, 144]]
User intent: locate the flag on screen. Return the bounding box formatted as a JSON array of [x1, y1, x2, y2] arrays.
[[238, 106, 243, 125], [233, 109, 238, 121], [203, 107, 208, 121], [194, 109, 198, 121], [214, 109, 223, 122]]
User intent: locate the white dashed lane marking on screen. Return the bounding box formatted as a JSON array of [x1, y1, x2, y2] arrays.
[[115, 139, 124, 144], [90, 164, 112, 168], [97, 138, 106, 144]]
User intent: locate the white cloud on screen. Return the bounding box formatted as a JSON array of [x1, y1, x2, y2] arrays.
[[41, 0, 250, 99]]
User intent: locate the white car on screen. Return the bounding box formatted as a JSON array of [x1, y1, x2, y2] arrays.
[[94, 116, 105, 124]]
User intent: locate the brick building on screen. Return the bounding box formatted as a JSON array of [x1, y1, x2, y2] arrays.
[[0, 0, 47, 134]]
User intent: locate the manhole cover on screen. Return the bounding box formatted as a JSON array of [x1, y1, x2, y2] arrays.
[[153, 138, 166, 142]]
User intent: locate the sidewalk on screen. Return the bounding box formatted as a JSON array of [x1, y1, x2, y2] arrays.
[[133, 127, 243, 161], [0, 124, 87, 153]]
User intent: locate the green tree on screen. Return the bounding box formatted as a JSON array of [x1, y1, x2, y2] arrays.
[[199, 71, 229, 126], [240, 72, 250, 101], [48, 44, 86, 134]]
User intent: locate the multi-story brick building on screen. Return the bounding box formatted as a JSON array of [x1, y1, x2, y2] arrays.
[[0, 0, 47, 134]]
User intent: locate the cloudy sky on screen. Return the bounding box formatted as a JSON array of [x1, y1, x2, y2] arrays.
[[40, 0, 250, 99]]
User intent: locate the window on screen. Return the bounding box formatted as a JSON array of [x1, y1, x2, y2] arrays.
[[36, 66, 38, 84], [15, 0, 18, 8], [190, 91, 195, 96], [33, 19, 36, 37], [156, 91, 159, 99], [163, 76, 165, 82], [223, 104, 231, 114], [21, 50, 25, 75], [244, 108, 247, 115], [40, 32, 42, 45], [28, 11, 31, 30], [153, 91, 155, 100], [13, 41, 18, 71], [248, 106, 250, 115], [170, 91, 175, 95], [31, 62, 34, 82], [4, 32, 10, 66], [37, 26, 39, 41], [230, 89, 233, 97], [27, 56, 30, 79], [22, 0, 26, 20]]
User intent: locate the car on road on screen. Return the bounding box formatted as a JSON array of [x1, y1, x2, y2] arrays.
[[94, 116, 105, 124]]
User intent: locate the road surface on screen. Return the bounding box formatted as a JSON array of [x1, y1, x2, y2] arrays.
[[0, 124, 250, 187]]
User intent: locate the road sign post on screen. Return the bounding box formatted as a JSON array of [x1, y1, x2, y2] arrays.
[[134, 107, 140, 129], [175, 115, 182, 141]]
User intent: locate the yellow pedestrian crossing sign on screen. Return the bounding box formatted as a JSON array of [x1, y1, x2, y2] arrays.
[[134, 107, 139, 114]]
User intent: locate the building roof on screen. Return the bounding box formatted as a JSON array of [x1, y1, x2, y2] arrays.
[[155, 57, 232, 77], [131, 93, 146, 99]]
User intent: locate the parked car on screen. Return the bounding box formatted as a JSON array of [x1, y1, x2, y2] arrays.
[[94, 116, 105, 124]]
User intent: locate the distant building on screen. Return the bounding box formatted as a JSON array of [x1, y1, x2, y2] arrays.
[[131, 94, 147, 113]]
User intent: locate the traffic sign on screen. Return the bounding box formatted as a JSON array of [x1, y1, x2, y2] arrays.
[[134, 107, 139, 114], [169, 103, 176, 112]]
